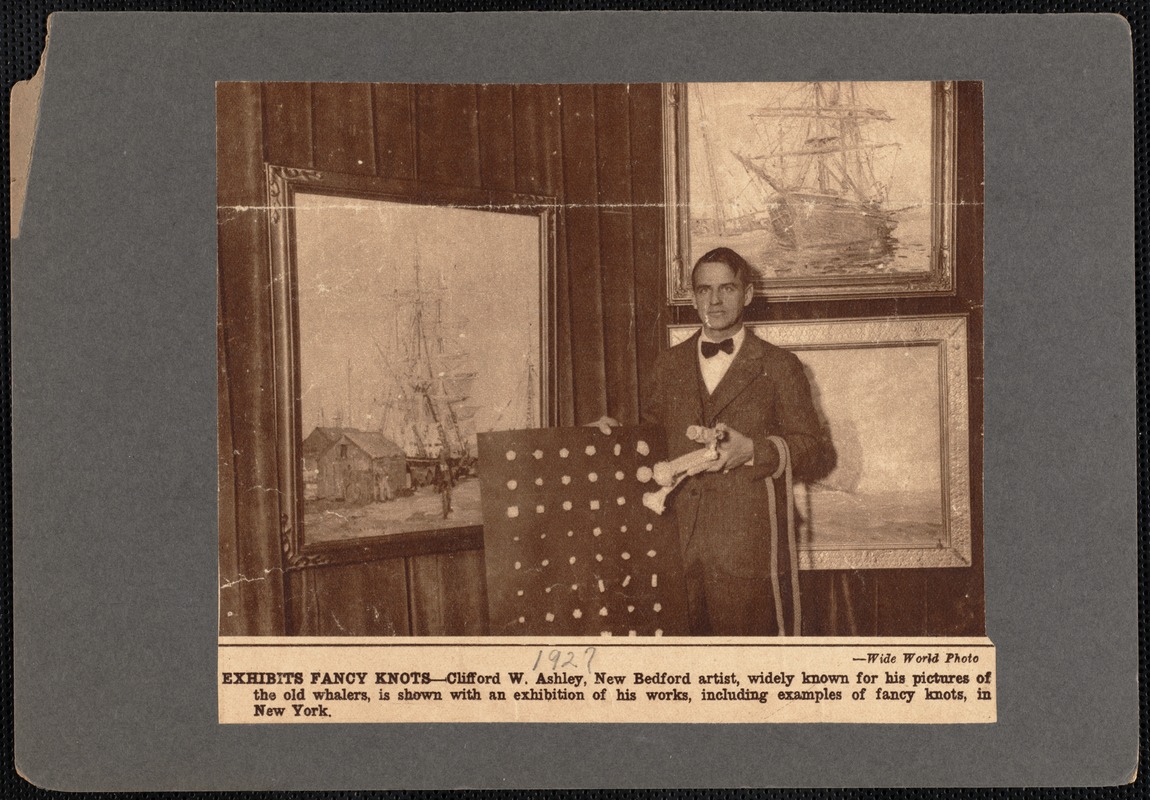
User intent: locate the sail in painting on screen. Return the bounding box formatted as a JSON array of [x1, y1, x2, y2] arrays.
[[686, 81, 937, 282], [374, 251, 478, 486], [734, 82, 900, 252]]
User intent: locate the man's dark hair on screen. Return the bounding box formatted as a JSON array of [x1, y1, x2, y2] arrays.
[[691, 247, 757, 289]]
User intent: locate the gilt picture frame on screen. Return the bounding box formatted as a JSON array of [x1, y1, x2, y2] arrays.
[[265, 165, 557, 568], [669, 314, 974, 570], [663, 81, 958, 304]]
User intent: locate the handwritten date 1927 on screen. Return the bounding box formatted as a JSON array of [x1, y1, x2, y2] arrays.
[[532, 647, 597, 673]]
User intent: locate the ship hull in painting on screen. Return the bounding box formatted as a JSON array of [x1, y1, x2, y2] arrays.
[[769, 192, 897, 251]]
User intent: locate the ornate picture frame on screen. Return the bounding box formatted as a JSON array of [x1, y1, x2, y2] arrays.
[[265, 165, 557, 568], [669, 314, 973, 570], [663, 81, 958, 304]]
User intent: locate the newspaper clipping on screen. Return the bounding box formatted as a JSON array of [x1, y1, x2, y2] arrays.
[[217, 80, 990, 725]]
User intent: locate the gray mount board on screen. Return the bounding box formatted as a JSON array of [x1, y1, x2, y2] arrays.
[[11, 11, 1136, 790]]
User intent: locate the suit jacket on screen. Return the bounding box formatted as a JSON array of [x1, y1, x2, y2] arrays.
[[642, 329, 824, 578]]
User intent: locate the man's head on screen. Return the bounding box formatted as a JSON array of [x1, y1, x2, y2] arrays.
[[691, 247, 755, 339]]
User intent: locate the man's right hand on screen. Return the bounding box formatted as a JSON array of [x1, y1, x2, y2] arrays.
[[586, 415, 620, 435]]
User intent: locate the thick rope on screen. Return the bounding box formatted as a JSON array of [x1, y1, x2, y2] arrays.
[[765, 474, 785, 635], [768, 436, 802, 636]]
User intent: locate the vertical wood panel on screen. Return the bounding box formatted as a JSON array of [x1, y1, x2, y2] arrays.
[[408, 551, 489, 635], [216, 297, 241, 634], [415, 85, 481, 187], [844, 572, 877, 636], [285, 570, 321, 635], [875, 571, 927, 635], [916, 83, 985, 637], [408, 554, 444, 635], [925, 568, 983, 635], [313, 560, 411, 636], [594, 85, 639, 424], [217, 82, 286, 636], [560, 84, 607, 423], [311, 83, 376, 174], [439, 550, 489, 635], [372, 84, 417, 181], [477, 85, 516, 193], [262, 83, 313, 167], [799, 571, 873, 636], [259, 82, 319, 637], [513, 85, 573, 424], [797, 573, 829, 635], [512, 85, 561, 196], [629, 84, 667, 424]]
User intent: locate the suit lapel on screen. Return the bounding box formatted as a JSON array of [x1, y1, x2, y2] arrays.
[[669, 331, 704, 423], [703, 331, 765, 422]]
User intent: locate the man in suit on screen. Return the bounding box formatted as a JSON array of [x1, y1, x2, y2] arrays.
[[600, 247, 827, 635]]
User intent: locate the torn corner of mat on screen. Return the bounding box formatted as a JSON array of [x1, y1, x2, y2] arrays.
[[10, 14, 53, 241]]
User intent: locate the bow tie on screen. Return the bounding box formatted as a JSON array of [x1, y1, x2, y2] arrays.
[[701, 338, 735, 358]]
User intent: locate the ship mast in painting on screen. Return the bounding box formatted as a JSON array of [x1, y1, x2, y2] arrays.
[[724, 81, 902, 251], [376, 248, 477, 484]]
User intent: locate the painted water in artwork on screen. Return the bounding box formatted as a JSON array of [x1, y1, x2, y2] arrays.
[[788, 343, 945, 553]]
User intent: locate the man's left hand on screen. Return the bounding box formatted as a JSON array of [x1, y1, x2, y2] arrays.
[[705, 426, 754, 473]]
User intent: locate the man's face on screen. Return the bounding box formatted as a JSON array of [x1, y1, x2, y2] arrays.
[[692, 261, 754, 336]]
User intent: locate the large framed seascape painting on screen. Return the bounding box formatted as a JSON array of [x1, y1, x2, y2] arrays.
[[669, 315, 972, 570], [663, 81, 958, 303], [265, 166, 556, 567]]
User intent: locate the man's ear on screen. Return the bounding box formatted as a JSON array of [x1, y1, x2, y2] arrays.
[[742, 283, 754, 307]]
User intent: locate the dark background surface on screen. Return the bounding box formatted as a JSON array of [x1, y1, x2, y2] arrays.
[[5, 5, 1141, 794]]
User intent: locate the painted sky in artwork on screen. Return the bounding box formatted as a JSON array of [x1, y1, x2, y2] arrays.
[[294, 193, 542, 443]]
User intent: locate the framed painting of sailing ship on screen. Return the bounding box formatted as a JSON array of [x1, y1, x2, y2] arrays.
[[265, 165, 557, 567], [668, 315, 973, 570], [663, 81, 958, 303]]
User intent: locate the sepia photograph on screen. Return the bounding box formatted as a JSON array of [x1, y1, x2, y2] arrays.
[[218, 81, 984, 639]]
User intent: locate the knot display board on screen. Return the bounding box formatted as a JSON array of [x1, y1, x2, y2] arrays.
[[477, 425, 689, 637]]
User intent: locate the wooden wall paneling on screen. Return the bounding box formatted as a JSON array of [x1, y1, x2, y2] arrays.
[[513, 85, 574, 424], [628, 84, 667, 424], [919, 81, 986, 637], [408, 554, 445, 635], [559, 84, 608, 423], [476, 85, 516, 193], [439, 550, 489, 635], [285, 569, 321, 635], [924, 568, 984, 635], [593, 85, 640, 424], [842, 571, 878, 636], [511, 85, 561, 196], [313, 560, 411, 636], [217, 299, 241, 634], [797, 572, 833, 636], [408, 550, 488, 635], [874, 570, 928, 635], [311, 83, 376, 175], [216, 82, 286, 635], [259, 82, 318, 636], [415, 85, 482, 188], [372, 84, 417, 181], [803, 574, 832, 635], [797, 571, 873, 636], [262, 83, 313, 168]]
